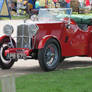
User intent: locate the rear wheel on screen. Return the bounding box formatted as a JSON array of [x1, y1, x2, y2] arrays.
[[38, 38, 61, 71], [0, 37, 15, 69]]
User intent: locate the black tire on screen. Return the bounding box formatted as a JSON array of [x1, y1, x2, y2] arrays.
[[0, 37, 15, 69], [38, 38, 61, 71]]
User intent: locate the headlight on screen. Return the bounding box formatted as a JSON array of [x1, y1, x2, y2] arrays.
[[3, 24, 14, 36]]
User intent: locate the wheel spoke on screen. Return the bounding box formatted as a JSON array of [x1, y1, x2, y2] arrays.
[[0, 37, 15, 69], [45, 44, 58, 66], [38, 39, 60, 71]]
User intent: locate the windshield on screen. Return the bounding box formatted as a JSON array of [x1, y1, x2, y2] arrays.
[[38, 8, 72, 22]]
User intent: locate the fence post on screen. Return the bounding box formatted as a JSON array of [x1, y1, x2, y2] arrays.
[[1, 75, 16, 92]]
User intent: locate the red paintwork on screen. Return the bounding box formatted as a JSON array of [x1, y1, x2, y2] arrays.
[[0, 35, 10, 43], [5, 48, 32, 56], [35, 18, 92, 57], [1, 18, 92, 58], [38, 35, 58, 49], [36, 22, 64, 54], [0, 35, 16, 47]]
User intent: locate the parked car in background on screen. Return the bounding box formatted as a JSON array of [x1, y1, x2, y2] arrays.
[[0, 8, 92, 71]]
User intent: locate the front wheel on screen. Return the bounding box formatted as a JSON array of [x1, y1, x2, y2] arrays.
[[38, 38, 61, 71], [0, 37, 15, 69]]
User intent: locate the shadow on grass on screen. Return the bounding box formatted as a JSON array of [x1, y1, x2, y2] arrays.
[[57, 60, 92, 70], [0, 60, 92, 76], [12, 60, 92, 73]]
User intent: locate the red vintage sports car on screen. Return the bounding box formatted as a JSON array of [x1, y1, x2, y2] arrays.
[[0, 8, 92, 71]]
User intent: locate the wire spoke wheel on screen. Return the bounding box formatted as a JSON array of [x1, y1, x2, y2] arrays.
[[0, 37, 15, 69], [45, 44, 58, 67], [38, 38, 61, 71]]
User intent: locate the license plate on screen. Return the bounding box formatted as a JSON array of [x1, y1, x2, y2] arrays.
[[10, 53, 26, 59]]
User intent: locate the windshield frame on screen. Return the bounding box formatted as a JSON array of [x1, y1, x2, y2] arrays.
[[38, 8, 72, 23]]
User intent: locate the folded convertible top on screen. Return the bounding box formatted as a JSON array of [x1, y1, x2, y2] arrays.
[[71, 15, 92, 26]]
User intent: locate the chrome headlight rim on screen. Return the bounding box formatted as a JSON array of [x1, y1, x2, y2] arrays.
[[3, 24, 14, 36]]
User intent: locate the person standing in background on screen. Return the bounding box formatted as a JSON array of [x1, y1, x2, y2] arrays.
[[59, 0, 67, 8], [79, 0, 84, 8], [53, 0, 58, 8], [65, 0, 71, 14], [85, 0, 91, 9], [65, 0, 71, 8], [85, 0, 90, 6], [35, 0, 40, 9]]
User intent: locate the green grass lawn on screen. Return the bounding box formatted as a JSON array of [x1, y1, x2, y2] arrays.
[[0, 15, 29, 20], [16, 67, 92, 92]]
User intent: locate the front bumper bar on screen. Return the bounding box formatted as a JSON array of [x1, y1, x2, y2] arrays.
[[5, 48, 32, 59]]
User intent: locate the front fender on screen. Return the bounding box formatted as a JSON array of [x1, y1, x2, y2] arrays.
[[38, 35, 58, 49], [0, 35, 9, 43], [0, 35, 15, 47]]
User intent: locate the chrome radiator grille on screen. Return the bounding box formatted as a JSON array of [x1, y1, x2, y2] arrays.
[[17, 24, 33, 48]]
